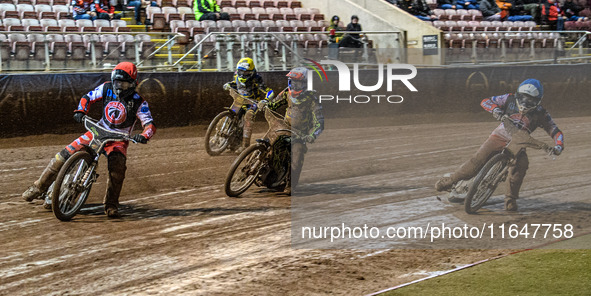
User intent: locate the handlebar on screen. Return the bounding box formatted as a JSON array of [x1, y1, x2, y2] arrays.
[[227, 88, 260, 106], [82, 116, 137, 144]]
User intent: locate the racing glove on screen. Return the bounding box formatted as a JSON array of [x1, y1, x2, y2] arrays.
[[73, 112, 85, 123], [492, 108, 503, 121], [303, 134, 315, 143], [553, 145, 563, 156], [223, 83, 232, 91], [132, 134, 148, 144]]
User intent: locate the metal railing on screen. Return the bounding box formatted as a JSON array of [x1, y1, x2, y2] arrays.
[[171, 30, 405, 72], [0, 31, 182, 72], [443, 30, 591, 65]]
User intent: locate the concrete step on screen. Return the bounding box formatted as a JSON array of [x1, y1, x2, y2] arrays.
[[126, 24, 148, 32]]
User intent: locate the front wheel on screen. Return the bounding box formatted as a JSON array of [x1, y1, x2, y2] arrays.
[[205, 111, 236, 156], [464, 153, 510, 214], [224, 144, 267, 197], [52, 151, 95, 221]]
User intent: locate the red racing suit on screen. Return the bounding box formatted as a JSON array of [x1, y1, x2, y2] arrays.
[[60, 81, 156, 159]]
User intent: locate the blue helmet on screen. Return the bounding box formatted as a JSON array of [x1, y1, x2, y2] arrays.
[[516, 79, 543, 114]]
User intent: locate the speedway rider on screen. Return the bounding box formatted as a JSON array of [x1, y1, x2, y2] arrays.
[[435, 79, 564, 211], [22, 62, 155, 218], [261, 67, 324, 194], [223, 57, 274, 153]]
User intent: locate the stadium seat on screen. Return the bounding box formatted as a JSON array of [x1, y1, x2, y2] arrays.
[[83, 34, 104, 59], [317, 19, 329, 30], [101, 34, 121, 60], [47, 33, 68, 60], [22, 19, 42, 31], [217, 20, 233, 32], [294, 7, 311, 21], [314, 33, 328, 47], [111, 19, 129, 32], [274, 0, 288, 8], [4, 18, 23, 31], [303, 20, 320, 32], [252, 7, 270, 20], [444, 9, 459, 20], [262, 0, 274, 8], [52, 5, 70, 19], [468, 9, 483, 21], [231, 19, 247, 32], [169, 20, 189, 43], [58, 19, 77, 32], [163, 6, 181, 23], [280, 7, 296, 20], [186, 19, 204, 35], [248, 0, 262, 7], [289, 19, 306, 32], [275, 19, 291, 32], [28, 33, 47, 60], [222, 7, 240, 19], [65, 34, 87, 60], [457, 9, 471, 21], [261, 19, 279, 32], [147, 7, 165, 29], [201, 20, 219, 33], [0, 34, 11, 62], [40, 19, 60, 32], [246, 19, 264, 32], [289, 0, 302, 8], [172, 0, 191, 7], [34, 4, 56, 19], [76, 19, 96, 32], [237, 7, 255, 20], [432, 9, 445, 20], [523, 21, 537, 31], [93, 19, 110, 32], [9, 33, 31, 60], [233, 0, 247, 7], [266, 7, 282, 20], [17, 4, 36, 19], [177, 6, 193, 21]]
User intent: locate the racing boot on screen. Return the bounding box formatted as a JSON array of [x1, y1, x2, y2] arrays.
[[435, 175, 456, 192], [504, 196, 518, 212], [22, 155, 65, 202], [236, 136, 250, 155], [237, 110, 255, 154], [104, 153, 126, 218], [283, 175, 292, 196]]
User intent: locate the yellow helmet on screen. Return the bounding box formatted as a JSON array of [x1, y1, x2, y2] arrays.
[[235, 57, 256, 85]]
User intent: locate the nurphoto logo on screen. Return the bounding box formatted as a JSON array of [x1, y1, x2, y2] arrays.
[[305, 59, 418, 104]]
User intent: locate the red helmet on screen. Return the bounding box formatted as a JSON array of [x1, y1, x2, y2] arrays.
[[286, 67, 308, 99], [111, 62, 138, 98], [111, 62, 138, 85]]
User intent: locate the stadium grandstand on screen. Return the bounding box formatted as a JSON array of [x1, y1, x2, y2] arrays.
[[0, 0, 590, 72]]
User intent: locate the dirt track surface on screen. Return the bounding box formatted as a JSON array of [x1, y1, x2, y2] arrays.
[[1, 115, 590, 295]]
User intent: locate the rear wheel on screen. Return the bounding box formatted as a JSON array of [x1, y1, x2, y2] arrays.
[[464, 153, 509, 214], [52, 151, 94, 221], [205, 111, 236, 156], [224, 144, 267, 197]]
